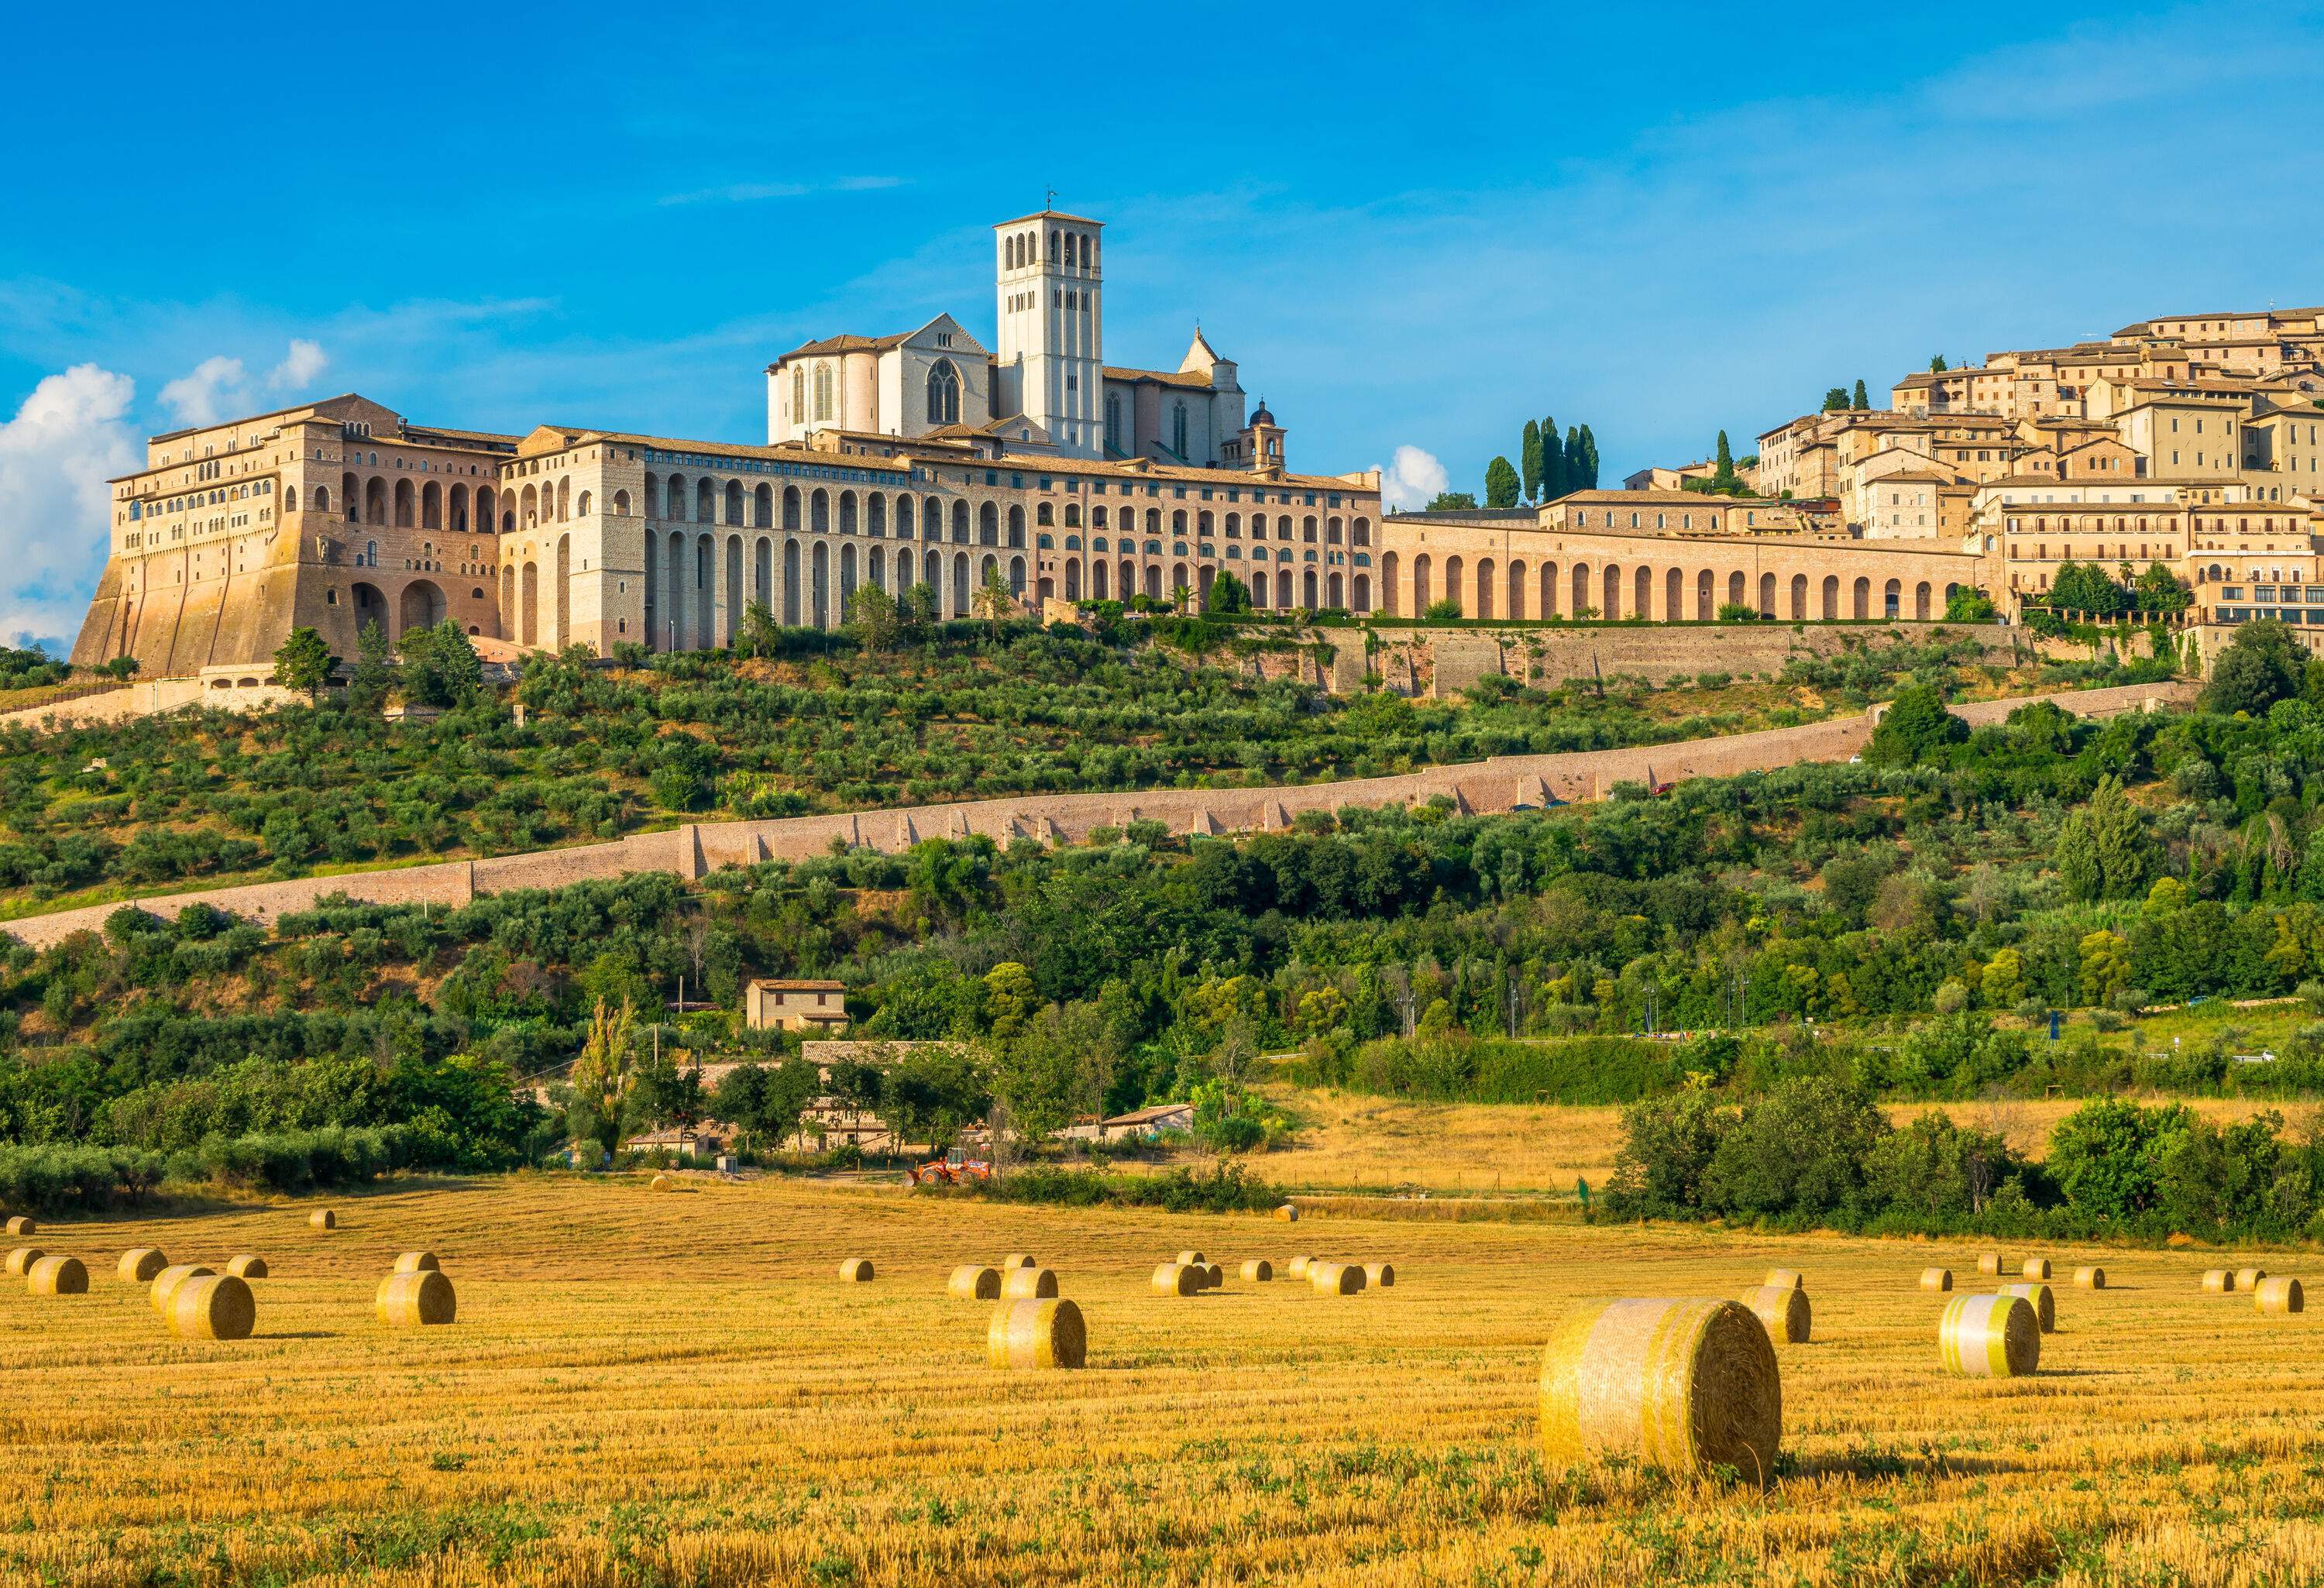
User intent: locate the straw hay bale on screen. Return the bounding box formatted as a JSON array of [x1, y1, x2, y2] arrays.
[[649, 1174, 672, 1191], [1976, 1252, 2006, 1277], [1741, 1284, 1811, 1344], [1000, 1253, 1037, 1270], [2073, 1266, 2105, 1290], [225, 1255, 269, 1279], [118, 1248, 167, 1284], [1001, 1266, 1058, 1300], [1920, 1267, 1953, 1292], [376, 1269, 457, 1327], [26, 1255, 86, 1296], [1363, 1262, 1397, 1289], [1538, 1298, 1781, 1482], [2202, 1269, 2236, 1294], [1763, 1268, 1804, 1291], [947, 1265, 1002, 1301], [1287, 1255, 1316, 1278], [1202, 1263, 1224, 1289], [1175, 1249, 1206, 1267], [393, 1252, 441, 1273], [2021, 1257, 2051, 1280], [2236, 1266, 2268, 1291], [1240, 1259, 1273, 1283], [150, 1264, 215, 1315], [1940, 1293, 2040, 1377], [2000, 1281, 2057, 1333], [167, 1274, 255, 1341], [1152, 1262, 1201, 1296], [987, 1298, 1085, 1370], [1310, 1261, 1366, 1294], [309, 1210, 335, 1231], [5, 1215, 34, 1236], [1274, 1204, 1299, 1222], [837, 1258, 874, 1282], [2254, 1276, 2304, 1315], [3, 1246, 43, 1277]]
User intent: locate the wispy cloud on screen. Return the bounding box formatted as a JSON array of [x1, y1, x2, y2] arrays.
[[657, 175, 904, 208]]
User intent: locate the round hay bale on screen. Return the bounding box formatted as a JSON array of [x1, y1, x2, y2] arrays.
[[999, 1253, 1037, 1270], [987, 1298, 1085, 1370], [649, 1174, 672, 1191], [1001, 1266, 1058, 1300], [376, 1269, 457, 1327], [2073, 1266, 2105, 1290], [4, 1246, 43, 1277], [1174, 1249, 1206, 1267], [1151, 1261, 1201, 1296], [150, 1263, 215, 1316], [26, 1254, 86, 1296], [1363, 1262, 1397, 1289], [947, 1265, 1001, 1301], [1203, 1263, 1225, 1289], [4, 1215, 34, 1237], [2236, 1266, 2268, 1292], [167, 1274, 255, 1341], [225, 1255, 269, 1280], [2254, 1276, 2305, 1315], [1310, 1261, 1366, 1295], [118, 1247, 167, 1284], [1539, 1298, 1781, 1482], [1287, 1255, 1316, 1279], [1976, 1251, 2006, 1277], [1763, 1267, 1805, 1291], [2021, 1257, 2051, 1280], [2000, 1281, 2057, 1333], [309, 1210, 336, 1231], [1274, 1203, 1298, 1222], [1920, 1267, 1954, 1293], [1240, 1259, 1273, 1283], [837, 1258, 874, 1283], [393, 1252, 441, 1274], [2202, 1268, 2235, 1294], [1939, 1293, 2040, 1377], [1741, 1284, 1811, 1344]]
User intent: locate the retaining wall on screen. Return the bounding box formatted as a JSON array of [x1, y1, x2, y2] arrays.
[[1, 679, 2195, 950]]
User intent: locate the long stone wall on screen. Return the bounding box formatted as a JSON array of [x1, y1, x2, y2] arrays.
[[0, 679, 2195, 950]]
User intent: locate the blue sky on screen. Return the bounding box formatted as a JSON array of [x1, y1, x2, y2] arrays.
[[5, 1, 2323, 646]]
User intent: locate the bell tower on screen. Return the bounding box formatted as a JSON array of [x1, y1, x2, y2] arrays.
[[993, 208, 1104, 458]]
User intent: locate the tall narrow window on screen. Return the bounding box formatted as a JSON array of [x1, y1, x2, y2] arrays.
[[792, 366, 806, 425], [813, 365, 833, 422], [926, 359, 961, 425], [1172, 402, 1188, 460]]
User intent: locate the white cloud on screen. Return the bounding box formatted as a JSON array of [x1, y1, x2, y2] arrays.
[[157, 353, 246, 428], [1376, 444, 1449, 511], [0, 364, 139, 650], [270, 337, 328, 389], [657, 175, 903, 207]]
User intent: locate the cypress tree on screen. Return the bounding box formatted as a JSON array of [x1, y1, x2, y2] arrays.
[[1578, 424, 1600, 490], [1564, 426, 1583, 493], [1521, 419, 1543, 503], [1540, 414, 1563, 500], [1484, 455, 1521, 510], [1852, 379, 1870, 411], [1714, 429, 1734, 478]]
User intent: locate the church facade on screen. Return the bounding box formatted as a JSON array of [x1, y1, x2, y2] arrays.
[[71, 208, 1380, 676]]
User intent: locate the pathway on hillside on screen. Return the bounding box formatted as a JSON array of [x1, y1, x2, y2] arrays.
[[0, 679, 2193, 950]]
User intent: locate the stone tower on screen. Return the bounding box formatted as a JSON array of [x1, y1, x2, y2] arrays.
[[992, 208, 1105, 459]]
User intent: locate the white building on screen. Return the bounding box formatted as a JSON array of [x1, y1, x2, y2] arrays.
[[765, 208, 1281, 470]]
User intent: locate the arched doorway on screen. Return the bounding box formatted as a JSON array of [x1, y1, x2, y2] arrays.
[[398, 579, 445, 638]]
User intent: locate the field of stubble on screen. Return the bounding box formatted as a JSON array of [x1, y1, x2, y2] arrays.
[[2, 1173, 2321, 1587]]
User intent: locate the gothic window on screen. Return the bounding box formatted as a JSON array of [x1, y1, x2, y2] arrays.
[[1172, 402, 1188, 459], [1105, 392, 1122, 443], [813, 364, 833, 422], [926, 359, 961, 425], [792, 366, 805, 425]]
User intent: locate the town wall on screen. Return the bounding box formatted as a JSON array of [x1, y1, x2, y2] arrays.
[[1, 679, 2195, 951]]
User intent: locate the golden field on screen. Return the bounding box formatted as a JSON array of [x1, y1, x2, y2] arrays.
[[3, 1173, 2322, 1586], [1262, 1087, 2319, 1194]]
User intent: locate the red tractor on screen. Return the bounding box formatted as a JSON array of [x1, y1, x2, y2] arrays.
[[908, 1148, 993, 1187]]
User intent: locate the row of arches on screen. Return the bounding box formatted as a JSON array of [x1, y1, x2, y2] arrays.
[[1377, 553, 1960, 623], [334, 473, 500, 534], [636, 530, 1036, 650]]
